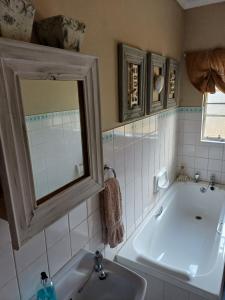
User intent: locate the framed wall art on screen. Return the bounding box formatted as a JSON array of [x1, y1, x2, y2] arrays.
[[118, 43, 146, 122], [165, 58, 179, 108], [146, 52, 166, 114]]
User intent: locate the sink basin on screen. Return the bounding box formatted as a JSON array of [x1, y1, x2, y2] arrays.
[[53, 250, 147, 300]]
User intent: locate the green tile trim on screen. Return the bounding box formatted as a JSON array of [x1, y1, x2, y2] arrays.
[[102, 131, 113, 143], [177, 107, 202, 112], [25, 109, 79, 122]]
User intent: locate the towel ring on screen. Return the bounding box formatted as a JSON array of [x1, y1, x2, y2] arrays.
[[104, 164, 117, 178]]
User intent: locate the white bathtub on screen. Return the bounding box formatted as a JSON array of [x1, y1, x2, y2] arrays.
[[116, 182, 225, 300]]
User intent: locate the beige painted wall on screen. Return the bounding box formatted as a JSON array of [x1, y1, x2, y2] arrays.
[[181, 2, 225, 107], [33, 0, 184, 130], [21, 80, 79, 115]]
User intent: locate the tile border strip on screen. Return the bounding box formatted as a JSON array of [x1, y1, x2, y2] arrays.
[[25, 109, 79, 122]]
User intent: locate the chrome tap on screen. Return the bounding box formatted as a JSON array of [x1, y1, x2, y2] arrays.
[[194, 172, 200, 183], [155, 206, 163, 219], [209, 174, 215, 190], [77, 250, 107, 293], [94, 250, 103, 272], [94, 251, 107, 280]]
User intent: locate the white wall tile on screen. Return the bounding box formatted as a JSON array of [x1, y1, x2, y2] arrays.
[[125, 144, 135, 184], [0, 219, 11, 247], [14, 231, 46, 273], [134, 177, 143, 225], [18, 253, 48, 300], [184, 132, 196, 145], [183, 145, 195, 156], [70, 220, 89, 256], [69, 201, 87, 230], [0, 243, 16, 289], [45, 216, 69, 249], [195, 145, 209, 158], [88, 209, 101, 239], [113, 126, 125, 151], [208, 159, 222, 172], [1, 278, 20, 300], [47, 234, 71, 276], [114, 149, 125, 189], [178, 110, 225, 184], [209, 145, 223, 160], [87, 195, 99, 216], [195, 158, 208, 171]]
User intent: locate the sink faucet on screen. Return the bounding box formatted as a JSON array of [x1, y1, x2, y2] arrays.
[[94, 250, 103, 272], [94, 251, 107, 280], [78, 250, 107, 294]]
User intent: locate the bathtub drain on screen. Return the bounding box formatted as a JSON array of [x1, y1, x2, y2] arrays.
[[195, 216, 202, 220]]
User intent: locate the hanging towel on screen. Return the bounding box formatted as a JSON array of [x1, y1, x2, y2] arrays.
[[100, 177, 124, 248]]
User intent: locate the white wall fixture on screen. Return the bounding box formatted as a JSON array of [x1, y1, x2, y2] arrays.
[[154, 168, 169, 193]]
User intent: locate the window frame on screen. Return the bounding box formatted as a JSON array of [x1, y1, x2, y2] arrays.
[[201, 92, 225, 144]]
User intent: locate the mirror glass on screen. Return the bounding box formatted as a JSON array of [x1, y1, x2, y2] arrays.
[[20, 79, 86, 202]]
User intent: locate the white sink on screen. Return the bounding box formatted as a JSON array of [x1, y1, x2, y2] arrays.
[[53, 250, 147, 300]]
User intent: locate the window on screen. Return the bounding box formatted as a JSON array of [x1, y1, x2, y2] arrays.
[[202, 89, 225, 143]]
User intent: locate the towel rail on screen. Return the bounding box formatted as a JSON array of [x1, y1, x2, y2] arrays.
[[104, 164, 117, 178]]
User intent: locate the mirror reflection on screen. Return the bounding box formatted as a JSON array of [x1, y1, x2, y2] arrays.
[[20, 79, 85, 202]]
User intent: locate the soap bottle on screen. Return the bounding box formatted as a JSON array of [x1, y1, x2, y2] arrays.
[[36, 272, 57, 300]]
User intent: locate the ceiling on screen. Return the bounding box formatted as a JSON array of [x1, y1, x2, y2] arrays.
[[176, 0, 225, 9]]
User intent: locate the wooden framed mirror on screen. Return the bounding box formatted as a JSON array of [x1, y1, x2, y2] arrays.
[[0, 38, 104, 249]]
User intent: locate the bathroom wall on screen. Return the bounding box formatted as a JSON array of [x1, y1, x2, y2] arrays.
[[0, 108, 177, 300], [180, 2, 225, 107], [33, 0, 184, 130], [177, 107, 225, 184]]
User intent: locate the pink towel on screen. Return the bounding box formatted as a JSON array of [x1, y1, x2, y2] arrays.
[[100, 177, 124, 248]]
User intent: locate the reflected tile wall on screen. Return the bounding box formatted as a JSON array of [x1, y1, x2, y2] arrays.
[[0, 108, 177, 300], [25, 110, 83, 199], [177, 107, 225, 184]]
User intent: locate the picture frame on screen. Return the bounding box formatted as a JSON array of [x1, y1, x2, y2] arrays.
[[146, 52, 166, 114], [118, 43, 146, 122], [165, 58, 179, 108]]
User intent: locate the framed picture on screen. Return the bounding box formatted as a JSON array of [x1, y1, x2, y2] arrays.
[[165, 58, 179, 108], [146, 53, 166, 114], [118, 43, 146, 122]]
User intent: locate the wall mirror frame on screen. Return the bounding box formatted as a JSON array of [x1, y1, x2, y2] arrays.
[[0, 38, 104, 249], [164, 58, 179, 108], [146, 52, 166, 114]]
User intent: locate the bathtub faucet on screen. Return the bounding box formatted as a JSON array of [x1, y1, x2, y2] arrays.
[[209, 174, 215, 191], [155, 206, 163, 219]]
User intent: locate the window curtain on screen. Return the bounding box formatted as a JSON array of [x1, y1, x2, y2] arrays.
[[186, 48, 225, 94]]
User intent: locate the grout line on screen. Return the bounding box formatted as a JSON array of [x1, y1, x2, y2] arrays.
[[43, 230, 51, 278], [11, 245, 22, 299]]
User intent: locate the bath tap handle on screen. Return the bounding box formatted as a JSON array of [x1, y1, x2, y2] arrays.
[[217, 222, 223, 235]]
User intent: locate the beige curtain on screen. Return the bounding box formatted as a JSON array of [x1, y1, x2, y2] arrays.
[[186, 48, 225, 94]]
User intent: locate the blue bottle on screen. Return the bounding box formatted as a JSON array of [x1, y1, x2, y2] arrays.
[[36, 272, 57, 300]]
